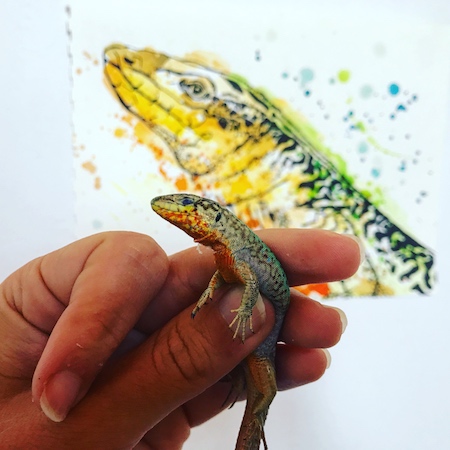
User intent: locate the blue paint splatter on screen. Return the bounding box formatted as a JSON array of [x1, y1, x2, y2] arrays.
[[300, 68, 314, 86], [389, 83, 400, 95], [360, 84, 373, 99], [371, 168, 381, 178], [92, 219, 103, 229], [358, 142, 369, 153]]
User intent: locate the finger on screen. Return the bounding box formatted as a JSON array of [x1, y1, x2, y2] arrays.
[[140, 408, 190, 450], [137, 229, 361, 333], [179, 345, 331, 428], [275, 345, 331, 390], [30, 232, 169, 422], [50, 289, 274, 447], [280, 290, 347, 348]]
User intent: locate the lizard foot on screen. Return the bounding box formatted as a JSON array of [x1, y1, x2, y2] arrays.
[[229, 307, 254, 342], [191, 288, 213, 318]]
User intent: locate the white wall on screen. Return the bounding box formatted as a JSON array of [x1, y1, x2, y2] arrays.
[[1, 1, 450, 449]]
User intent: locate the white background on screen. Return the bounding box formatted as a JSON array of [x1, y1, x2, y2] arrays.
[[1, 1, 450, 449]]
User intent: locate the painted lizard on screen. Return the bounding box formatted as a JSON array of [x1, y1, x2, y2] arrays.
[[104, 44, 435, 297], [151, 193, 291, 450]]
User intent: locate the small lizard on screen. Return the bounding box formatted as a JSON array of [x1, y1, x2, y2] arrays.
[[151, 193, 291, 450]]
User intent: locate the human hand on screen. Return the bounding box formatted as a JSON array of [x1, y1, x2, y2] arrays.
[[0, 230, 361, 449]]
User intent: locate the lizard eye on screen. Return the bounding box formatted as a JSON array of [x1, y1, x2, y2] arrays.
[[179, 77, 214, 103], [214, 212, 222, 222], [181, 197, 194, 206]]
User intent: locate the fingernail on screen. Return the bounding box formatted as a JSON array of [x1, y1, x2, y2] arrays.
[[40, 370, 82, 422], [219, 288, 266, 335], [344, 234, 366, 265], [334, 307, 348, 334], [323, 349, 332, 369]]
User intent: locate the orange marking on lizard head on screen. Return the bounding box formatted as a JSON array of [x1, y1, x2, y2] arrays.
[[151, 194, 223, 244]]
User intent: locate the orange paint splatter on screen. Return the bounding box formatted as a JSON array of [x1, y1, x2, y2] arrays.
[[246, 218, 260, 229], [158, 165, 169, 181], [151, 144, 164, 160], [94, 176, 101, 189], [295, 283, 331, 298], [76, 67, 82, 75], [175, 175, 188, 191], [82, 161, 97, 174]]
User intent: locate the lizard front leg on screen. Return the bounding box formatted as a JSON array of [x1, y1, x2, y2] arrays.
[[191, 270, 225, 318]]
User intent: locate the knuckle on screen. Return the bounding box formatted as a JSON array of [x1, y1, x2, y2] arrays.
[[152, 320, 213, 387], [113, 232, 168, 278], [82, 306, 126, 351]]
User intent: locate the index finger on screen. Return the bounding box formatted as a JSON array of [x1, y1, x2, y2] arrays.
[[29, 231, 169, 420], [136, 229, 362, 333]]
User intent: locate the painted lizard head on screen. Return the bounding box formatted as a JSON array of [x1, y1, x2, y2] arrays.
[[151, 193, 237, 245], [104, 44, 272, 176]]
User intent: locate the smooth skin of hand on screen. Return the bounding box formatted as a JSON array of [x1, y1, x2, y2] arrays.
[[0, 230, 361, 449]]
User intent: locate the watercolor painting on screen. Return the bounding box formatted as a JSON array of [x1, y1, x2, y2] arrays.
[[69, 3, 450, 299], [100, 43, 435, 298]]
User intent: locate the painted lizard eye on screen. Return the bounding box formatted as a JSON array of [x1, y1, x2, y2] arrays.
[[179, 77, 214, 102], [181, 197, 194, 206]]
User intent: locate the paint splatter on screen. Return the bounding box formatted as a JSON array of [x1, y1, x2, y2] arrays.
[[299, 68, 314, 96], [360, 84, 373, 99], [389, 83, 400, 95], [337, 69, 351, 83]]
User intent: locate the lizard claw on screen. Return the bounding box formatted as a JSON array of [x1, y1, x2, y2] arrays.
[[192, 289, 213, 318]]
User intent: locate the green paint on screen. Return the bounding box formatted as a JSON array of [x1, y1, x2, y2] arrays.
[[355, 121, 366, 132], [337, 70, 351, 83], [367, 136, 401, 157]]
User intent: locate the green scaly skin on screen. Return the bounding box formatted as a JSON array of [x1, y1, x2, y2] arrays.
[[151, 193, 291, 450]]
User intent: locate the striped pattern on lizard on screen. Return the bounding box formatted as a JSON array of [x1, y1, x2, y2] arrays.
[[104, 44, 435, 297], [151, 193, 291, 450]]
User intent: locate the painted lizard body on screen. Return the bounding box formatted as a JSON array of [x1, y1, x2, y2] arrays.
[[151, 193, 291, 450]]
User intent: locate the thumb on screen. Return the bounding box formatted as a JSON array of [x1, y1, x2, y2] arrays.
[[67, 287, 273, 445]]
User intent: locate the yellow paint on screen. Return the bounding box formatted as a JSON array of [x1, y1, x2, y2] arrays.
[[338, 69, 351, 83], [184, 50, 230, 72], [114, 127, 127, 138], [82, 161, 96, 174], [352, 280, 394, 296]]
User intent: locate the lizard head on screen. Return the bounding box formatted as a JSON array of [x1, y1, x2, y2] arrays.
[[151, 193, 235, 244], [104, 44, 271, 176]]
